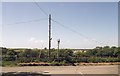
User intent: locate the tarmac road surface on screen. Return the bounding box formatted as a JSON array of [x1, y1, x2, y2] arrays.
[[2, 65, 119, 76]]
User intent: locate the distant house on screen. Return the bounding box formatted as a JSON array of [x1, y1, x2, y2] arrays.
[[72, 49, 91, 53]]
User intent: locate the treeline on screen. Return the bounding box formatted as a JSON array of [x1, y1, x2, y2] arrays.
[[0, 46, 120, 66]]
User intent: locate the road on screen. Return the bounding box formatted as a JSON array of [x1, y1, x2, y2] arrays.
[[1, 65, 119, 76]]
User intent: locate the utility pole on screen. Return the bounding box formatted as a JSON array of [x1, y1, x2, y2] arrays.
[[57, 39, 60, 60], [48, 14, 51, 60]]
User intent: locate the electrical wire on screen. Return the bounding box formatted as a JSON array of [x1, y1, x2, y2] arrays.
[[33, 1, 105, 45], [33, 0, 48, 16], [5, 18, 47, 25], [52, 19, 104, 45]]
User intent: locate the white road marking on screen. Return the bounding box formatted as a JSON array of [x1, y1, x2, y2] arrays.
[[78, 71, 84, 76]]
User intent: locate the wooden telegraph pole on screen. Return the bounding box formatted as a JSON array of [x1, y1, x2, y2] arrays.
[[48, 14, 51, 60], [57, 39, 60, 59]]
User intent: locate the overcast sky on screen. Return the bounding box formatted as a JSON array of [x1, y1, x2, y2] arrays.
[[1, 2, 118, 49]]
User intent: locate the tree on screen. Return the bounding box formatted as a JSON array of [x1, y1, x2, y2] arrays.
[[19, 49, 39, 58], [1, 47, 8, 55], [5, 50, 16, 61], [86, 49, 97, 56]]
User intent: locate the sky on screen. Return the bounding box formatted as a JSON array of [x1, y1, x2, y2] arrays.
[[1, 0, 120, 2], [1, 2, 118, 49]]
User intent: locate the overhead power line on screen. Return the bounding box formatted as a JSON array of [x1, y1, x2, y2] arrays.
[[33, 0, 48, 16], [52, 19, 104, 45], [32, 1, 105, 45], [4, 0, 48, 26], [5, 18, 47, 25]]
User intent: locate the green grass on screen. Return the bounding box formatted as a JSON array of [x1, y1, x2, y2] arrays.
[[2, 61, 18, 67]]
